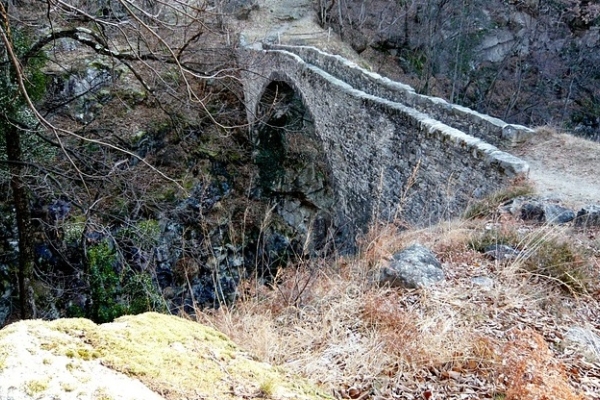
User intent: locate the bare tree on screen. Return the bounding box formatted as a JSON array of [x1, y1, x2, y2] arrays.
[[0, 0, 242, 320]]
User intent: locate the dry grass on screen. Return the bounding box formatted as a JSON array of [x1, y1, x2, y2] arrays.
[[198, 208, 600, 399], [517, 126, 600, 178], [463, 177, 534, 220]]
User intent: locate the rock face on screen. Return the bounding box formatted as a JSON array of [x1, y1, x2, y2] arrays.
[[379, 244, 444, 288], [45, 60, 124, 123], [254, 80, 335, 255], [320, 0, 600, 141], [224, 0, 259, 20], [0, 313, 330, 400]]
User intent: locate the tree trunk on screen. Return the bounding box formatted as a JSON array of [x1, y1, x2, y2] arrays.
[[5, 124, 36, 319]]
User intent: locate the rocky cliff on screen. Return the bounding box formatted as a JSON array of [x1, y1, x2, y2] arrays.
[[319, 0, 600, 141]]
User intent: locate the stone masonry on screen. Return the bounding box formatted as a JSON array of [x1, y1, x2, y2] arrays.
[[239, 44, 529, 237]]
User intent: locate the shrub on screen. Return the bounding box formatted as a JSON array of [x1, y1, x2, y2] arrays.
[[88, 242, 125, 323], [87, 240, 165, 323], [521, 237, 590, 293]]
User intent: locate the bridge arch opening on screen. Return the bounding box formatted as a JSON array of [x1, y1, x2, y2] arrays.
[[253, 79, 336, 254]]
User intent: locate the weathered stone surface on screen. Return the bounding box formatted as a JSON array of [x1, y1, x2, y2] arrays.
[[471, 276, 495, 290], [544, 204, 576, 224], [267, 45, 534, 149], [563, 326, 600, 362], [379, 244, 444, 288], [575, 204, 600, 227], [224, 0, 258, 20], [477, 30, 516, 63], [483, 244, 520, 261], [0, 313, 330, 400], [344, 30, 368, 53], [503, 197, 576, 224], [46, 60, 119, 123]]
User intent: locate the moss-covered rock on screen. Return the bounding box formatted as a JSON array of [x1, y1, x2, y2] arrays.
[[0, 312, 332, 400]]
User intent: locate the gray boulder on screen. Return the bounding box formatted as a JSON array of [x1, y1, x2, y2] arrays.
[[519, 200, 575, 224], [483, 244, 520, 261], [471, 276, 495, 290], [379, 244, 444, 289], [575, 204, 600, 227], [563, 326, 600, 362]]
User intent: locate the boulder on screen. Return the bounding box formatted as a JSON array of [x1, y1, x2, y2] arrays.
[[483, 244, 520, 261], [574, 204, 600, 227], [563, 326, 600, 362], [504, 197, 576, 224], [379, 244, 444, 289], [0, 313, 330, 400], [46, 60, 117, 123], [519, 200, 575, 224], [471, 276, 495, 290]]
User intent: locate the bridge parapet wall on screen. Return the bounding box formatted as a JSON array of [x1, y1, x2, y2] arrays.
[[267, 44, 535, 149], [239, 46, 529, 234]]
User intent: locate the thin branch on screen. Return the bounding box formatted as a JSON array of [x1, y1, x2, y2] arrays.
[[0, 20, 186, 193]]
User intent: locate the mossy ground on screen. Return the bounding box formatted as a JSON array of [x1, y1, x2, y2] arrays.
[[0, 313, 332, 400]]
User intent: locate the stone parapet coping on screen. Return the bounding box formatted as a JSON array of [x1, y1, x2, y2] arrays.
[[266, 44, 535, 148], [262, 47, 529, 177]]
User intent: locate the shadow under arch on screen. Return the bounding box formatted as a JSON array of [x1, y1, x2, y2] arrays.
[[252, 76, 339, 255]]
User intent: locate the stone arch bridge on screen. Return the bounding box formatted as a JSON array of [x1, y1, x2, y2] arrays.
[[238, 44, 530, 245]]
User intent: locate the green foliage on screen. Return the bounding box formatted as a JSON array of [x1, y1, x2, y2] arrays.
[[122, 272, 167, 315], [63, 218, 86, 245], [66, 304, 86, 318], [0, 27, 54, 173], [88, 242, 125, 323], [397, 48, 428, 76], [87, 239, 165, 323], [0, 29, 47, 117], [116, 219, 162, 253]]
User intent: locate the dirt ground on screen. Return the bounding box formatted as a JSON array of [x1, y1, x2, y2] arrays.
[[514, 128, 600, 209]]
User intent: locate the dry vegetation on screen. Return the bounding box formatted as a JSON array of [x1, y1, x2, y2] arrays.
[[197, 184, 600, 399]]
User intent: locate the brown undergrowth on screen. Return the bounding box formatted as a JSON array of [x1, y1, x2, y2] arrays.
[[501, 329, 584, 400], [197, 198, 600, 399]]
